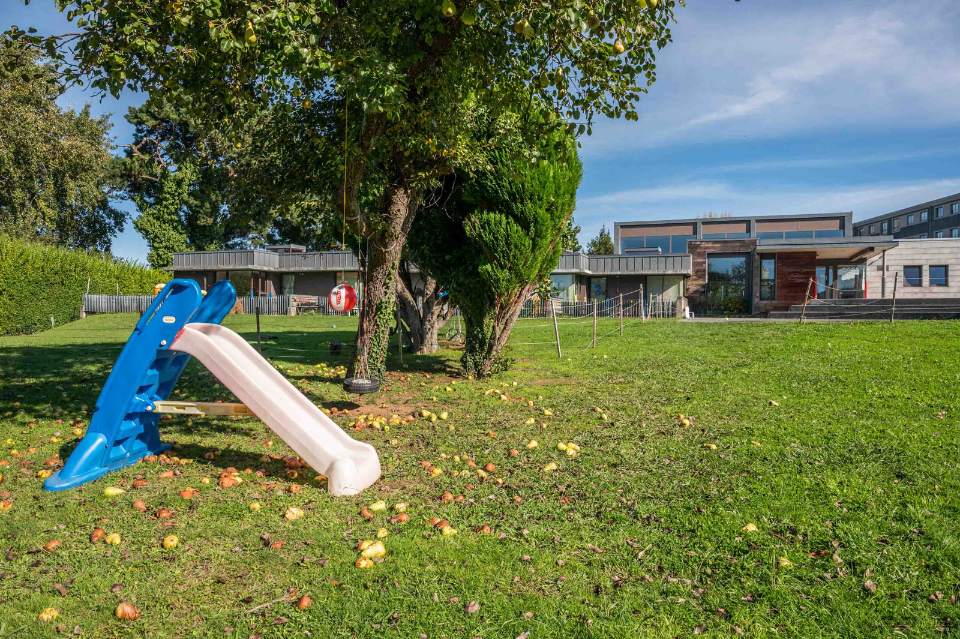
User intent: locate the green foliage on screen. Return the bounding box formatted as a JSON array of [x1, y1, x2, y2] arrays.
[[122, 97, 350, 262], [0, 235, 168, 335], [586, 224, 614, 255], [0, 40, 124, 251], [411, 118, 582, 376], [562, 218, 583, 253]]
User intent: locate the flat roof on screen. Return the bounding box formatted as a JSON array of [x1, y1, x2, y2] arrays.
[[756, 236, 896, 260], [854, 192, 960, 226], [616, 211, 852, 228]]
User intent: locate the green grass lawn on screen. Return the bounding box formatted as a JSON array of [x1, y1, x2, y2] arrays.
[[1, 313, 959, 637]]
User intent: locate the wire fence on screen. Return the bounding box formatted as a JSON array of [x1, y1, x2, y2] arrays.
[[509, 287, 684, 355]]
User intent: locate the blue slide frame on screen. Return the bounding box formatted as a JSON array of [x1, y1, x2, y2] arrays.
[[44, 278, 237, 491]]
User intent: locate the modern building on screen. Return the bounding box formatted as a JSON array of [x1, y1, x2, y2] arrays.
[[611, 212, 897, 315], [854, 192, 960, 240], [170, 244, 361, 298], [169, 204, 960, 317]]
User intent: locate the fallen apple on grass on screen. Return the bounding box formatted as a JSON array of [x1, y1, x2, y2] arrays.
[[115, 601, 141, 621], [37, 607, 59, 622], [105, 533, 121, 545], [284, 507, 305, 521], [162, 535, 178, 550]]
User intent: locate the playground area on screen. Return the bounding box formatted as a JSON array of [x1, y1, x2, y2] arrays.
[[2, 312, 960, 637]]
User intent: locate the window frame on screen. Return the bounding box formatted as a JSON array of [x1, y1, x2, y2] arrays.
[[935, 230, 945, 239], [921, 209, 929, 222], [935, 206, 945, 219], [759, 255, 777, 301], [903, 265, 923, 287], [929, 265, 949, 287]]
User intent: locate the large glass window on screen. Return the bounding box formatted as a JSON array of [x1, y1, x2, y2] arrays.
[[930, 265, 949, 287], [903, 265, 922, 287], [953, 202, 960, 215], [785, 230, 814, 239], [952, 228, 960, 238], [815, 229, 844, 238], [906, 213, 915, 226], [760, 256, 776, 301], [645, 235, 670, 254], [621, 233, 693, 254], [921, 209, 929, 222], [881, 221, 890, 234], [935, 206, 945, 219], [936, 230, 945, 238], [589, 277, 607, 300], [671, 235, 694, 254], [705, 254, 751, 314], [757, 231, 784, 240]]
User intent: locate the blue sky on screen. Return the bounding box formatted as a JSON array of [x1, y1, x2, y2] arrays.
[[8, 0, 960, 262]]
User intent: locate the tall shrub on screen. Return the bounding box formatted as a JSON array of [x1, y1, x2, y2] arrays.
[[0, 235, 169, 335], [410, 126, 581, 377]]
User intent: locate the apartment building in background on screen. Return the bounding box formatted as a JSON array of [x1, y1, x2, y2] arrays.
[[854, 192, 960, 240]]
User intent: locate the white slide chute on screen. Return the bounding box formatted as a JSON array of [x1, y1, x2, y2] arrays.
[[170, 323, 380, 496]]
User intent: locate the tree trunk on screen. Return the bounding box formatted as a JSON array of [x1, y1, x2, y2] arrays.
[[396, 270, 446, 354], [348, 183, 417, 382], [461, 282, 534, 378]]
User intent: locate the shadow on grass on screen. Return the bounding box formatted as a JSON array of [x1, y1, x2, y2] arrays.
[[0, 325, 456, 420]]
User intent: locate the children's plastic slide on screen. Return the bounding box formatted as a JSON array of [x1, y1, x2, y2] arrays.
[[44, 279, 380, 496]]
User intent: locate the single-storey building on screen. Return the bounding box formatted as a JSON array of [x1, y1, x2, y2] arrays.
[[169, 212, 960, 317]]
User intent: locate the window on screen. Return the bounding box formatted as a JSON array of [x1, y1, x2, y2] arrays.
[[906, 213, 915, 225], [705, 254, 751, 314], [622, 233, 692, 255], [935, 206, 945, 219], [930, 265, 949, 287], [918, 233, 929, 239], [952, 228, 960, 238], [881, 221, 890, 234], [760, 256, 776, 301], [903, 265, 923, 287], [670, 235, 694, 254], [953, 202, 960, 215], [814, 229, 844, 238], [757, 231, 784, 240], [869, 224, 880, 235], [785, 230, 814, 239], [936, 230, 945, 238], [645, 235, 670, 254], [921, 209, 929, 222]]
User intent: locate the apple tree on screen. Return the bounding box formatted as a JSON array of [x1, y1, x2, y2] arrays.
[[40, 0, 679, 381]]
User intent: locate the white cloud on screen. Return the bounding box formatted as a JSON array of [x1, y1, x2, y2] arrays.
[[579, 0, 960, 157]]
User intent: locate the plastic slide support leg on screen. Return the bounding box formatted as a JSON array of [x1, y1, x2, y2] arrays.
[[44, 279, 237, 491]]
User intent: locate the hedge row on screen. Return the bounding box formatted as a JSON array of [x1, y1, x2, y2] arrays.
[[0, 235, 170, 335]]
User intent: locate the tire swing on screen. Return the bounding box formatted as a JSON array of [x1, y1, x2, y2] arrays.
[[337, 100, 380, 395]]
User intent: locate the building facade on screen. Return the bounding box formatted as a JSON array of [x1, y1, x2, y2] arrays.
[[169, 207, 960, 318], [854, 192, 960, 240]]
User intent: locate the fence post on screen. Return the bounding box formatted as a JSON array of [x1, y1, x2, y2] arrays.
[[639, 286, 646, 321], [800, 277, 813, 325], [618, 293, 624, 336], [255, 302, 262, 352], [551, 299, 562, 360], [592, 299, 598, 348], [890, 271, 899, 323]]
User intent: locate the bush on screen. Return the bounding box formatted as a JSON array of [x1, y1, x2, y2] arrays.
[[0, 235, 169, 335]]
